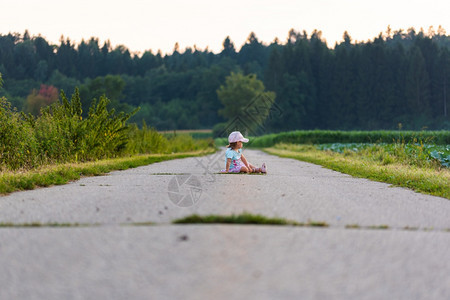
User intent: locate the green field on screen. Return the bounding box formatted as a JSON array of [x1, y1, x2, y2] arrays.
[[265, 143, 450, 199], [210, 129, 450, 198], [160, 129, 213, 140], [247, 130, 450, 147], [316, 143, 450, 168]]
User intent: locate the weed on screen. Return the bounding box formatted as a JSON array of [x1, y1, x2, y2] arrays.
[[345, 224, 361, 229], [124, 222, 155, 226], [307, 220, 329, 227], [0, 222, 87, 227], [403, 226, 419, 231], [173, 213, 302, 226], [367, 225, 390, 230]]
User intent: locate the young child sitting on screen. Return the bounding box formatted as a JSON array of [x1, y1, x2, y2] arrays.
[[221, 131, 267, 174]]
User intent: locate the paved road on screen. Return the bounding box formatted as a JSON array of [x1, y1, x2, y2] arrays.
[[1, 149, 449, 299]]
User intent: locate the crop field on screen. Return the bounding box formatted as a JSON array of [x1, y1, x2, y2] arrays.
[[247, 130, 450, 147], [316, 143, 450, 168]]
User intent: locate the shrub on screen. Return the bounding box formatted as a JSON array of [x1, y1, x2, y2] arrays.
[[0, 98, 38, 169], [126, 122, 169, 154], [1, 88, 139, 170]]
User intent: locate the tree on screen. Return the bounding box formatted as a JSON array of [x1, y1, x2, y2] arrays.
[[14, 39, 37, 79], [1, 28, 450, 130], [437, 47, 449, 118], [56, 37, 77, 77], [238, 32, 268, 78], [34, 60, 48, 82], [405, 47, 431, 118], [79, 75, 129, 115], [220, 36, 236, 58], [47, 70, 81, 96], [264, 47, 283, 91], [24, 84, 59, 116], [216, 72, 275, 135]]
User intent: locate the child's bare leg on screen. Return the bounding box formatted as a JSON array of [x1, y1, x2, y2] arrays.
[[240, 166, 250, 173], [248, 163, 263, 173]]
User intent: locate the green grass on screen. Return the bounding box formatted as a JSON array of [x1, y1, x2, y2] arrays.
[[345, 224, 361, 229], [264, 144, 450, 199], [173, 213, 301, 225], [160, 129, 213, 140], [317, 143, 450, 168], [403, 226, 419, 231], [367, 225, 390, 230], [345, 224, 390, 230], [0, 222, 90, 227], [307, 220, 329, 227], [0, 149, 216, 195], [125, 222, 155, 226], [173, 213, 329, 227]]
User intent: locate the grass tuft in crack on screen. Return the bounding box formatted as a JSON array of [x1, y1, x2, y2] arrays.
[[345, 224, 361, 229], [125, 222, 155, 226], [307, 220, 329, 227], [173, 213, 302, 226], [367, 224, 390, 230], [0, 222, 89, 227], [403, 226, 419, 231]]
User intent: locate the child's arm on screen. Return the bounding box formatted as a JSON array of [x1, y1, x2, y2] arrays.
[[223, 158, 231, 173]]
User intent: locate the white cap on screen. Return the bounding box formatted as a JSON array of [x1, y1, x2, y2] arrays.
[[228, 131, 249, 143]]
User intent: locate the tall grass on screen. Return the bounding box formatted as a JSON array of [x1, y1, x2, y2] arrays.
[[1, 89, 214, 171], [267, 144, 450, 199], [126, 123, 214, 154], [0, 88, 138, 170], [0, 97, 38, 169], [161, 129, 213, 140], [317, 143, 450, 168], [0, 151, 215, 194]]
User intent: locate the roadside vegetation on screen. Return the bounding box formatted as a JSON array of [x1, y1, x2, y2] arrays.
[[265, 142, 450, 199], [246, 130, 450, 147], [2, 71, 449, 198], [1, 86, 213, 172], [316, 142, 449, 168], [0, 151, 213, 194], [217, 130, 449, 198], [0, 79, 215, 194]]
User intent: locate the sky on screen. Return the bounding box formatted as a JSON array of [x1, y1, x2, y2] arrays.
[[1, 0, 449, 55]]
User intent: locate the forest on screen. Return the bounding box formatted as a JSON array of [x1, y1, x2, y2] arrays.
[[0, 26, 449, 132]]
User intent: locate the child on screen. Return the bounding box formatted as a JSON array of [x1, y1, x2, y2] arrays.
[[221, 131, 267, 174]]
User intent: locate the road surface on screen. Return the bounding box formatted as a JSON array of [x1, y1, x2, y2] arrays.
[[0, 149, 449, 299]]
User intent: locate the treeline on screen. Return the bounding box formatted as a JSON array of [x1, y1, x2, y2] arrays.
[[0, 27, 449, 130]]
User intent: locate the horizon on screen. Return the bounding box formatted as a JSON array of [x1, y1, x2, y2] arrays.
[[2, 24, 447, 57], [1, 0, 449, 56]]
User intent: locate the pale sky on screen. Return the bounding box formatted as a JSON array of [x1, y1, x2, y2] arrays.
[[1, 0, 449, 55]]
